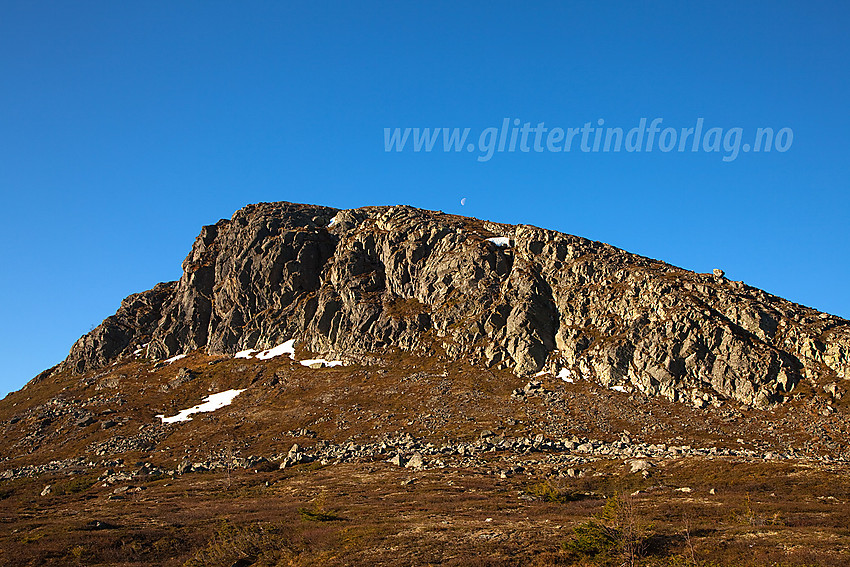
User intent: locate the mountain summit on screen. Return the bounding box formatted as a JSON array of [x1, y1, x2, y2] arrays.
[[5, 202, 850, 566], [58, 202, 849, 409]]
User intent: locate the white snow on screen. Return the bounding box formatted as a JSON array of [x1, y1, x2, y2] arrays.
[[610, 385, 628, 393], [299, 358, 344, 368], [256, 339, 296, 360], [534, 370, 549, 377], [234, 339, 296, 360], [328, 215, 338, 228], [231, 339, 344, 368], [164, 354, 187, 364], [486, 236, 510, 247], [557, 368, 574, 383], [157, 389, 245, 424]]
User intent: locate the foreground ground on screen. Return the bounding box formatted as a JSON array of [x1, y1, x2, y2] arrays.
[[1, 350, 849, 565], [2, 457, 850, 566]]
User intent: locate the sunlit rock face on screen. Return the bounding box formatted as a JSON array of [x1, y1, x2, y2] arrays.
[[61, 201, 850, 408]]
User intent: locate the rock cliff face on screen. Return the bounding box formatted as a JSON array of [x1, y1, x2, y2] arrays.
[[60, 202, 850, 408]]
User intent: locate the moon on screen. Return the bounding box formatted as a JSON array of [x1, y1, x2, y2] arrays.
[[460, 197, 466, 206]]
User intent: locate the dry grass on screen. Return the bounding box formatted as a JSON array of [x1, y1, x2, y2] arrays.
[[2, 349, 850, 565], [1, 457, 848, 566]]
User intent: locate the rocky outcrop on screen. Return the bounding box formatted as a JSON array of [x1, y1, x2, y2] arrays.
[[58, 202, 850, 407], [64, 282, 176, 373]]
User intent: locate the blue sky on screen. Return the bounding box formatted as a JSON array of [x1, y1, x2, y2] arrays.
[[1, 2, 848, 397]]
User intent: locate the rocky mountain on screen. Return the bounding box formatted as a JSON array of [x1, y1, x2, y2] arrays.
[[55, 202, 849, 409], [5, 201, 850, 567]]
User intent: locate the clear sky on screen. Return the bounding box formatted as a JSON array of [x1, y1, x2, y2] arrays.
[[1, 2, 848, 397]]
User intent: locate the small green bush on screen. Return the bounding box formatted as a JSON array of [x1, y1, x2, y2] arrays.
[[563, 520, 617, 557], [63, 475, 97, 494], [563, 492, 652, 566], [525, 481, 585, 503], [298, 507, 344, 522]]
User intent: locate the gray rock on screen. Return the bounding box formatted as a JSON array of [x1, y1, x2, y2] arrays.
[[54, 202, 850, 408], [405, 453, 424, 470], [75, 416, 95, 428], [824, 383, 843, 400], [627, 459, 652, 473]]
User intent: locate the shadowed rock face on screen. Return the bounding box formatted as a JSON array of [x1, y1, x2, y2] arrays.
[[59, 202, 850, 407]]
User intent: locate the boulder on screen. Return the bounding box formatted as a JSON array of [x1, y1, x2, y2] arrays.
[[405, 453, 424, 470]]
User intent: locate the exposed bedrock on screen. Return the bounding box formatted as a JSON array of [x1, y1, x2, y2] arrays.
[[60, 202, 850, 408]]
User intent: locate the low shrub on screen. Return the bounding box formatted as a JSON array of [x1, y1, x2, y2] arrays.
[[182, 520, 297, 567], [525, 481, 587, 503]]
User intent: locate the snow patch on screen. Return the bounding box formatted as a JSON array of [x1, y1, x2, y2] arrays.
[[164, 354, 187, 364], [256, 339, 296, 360], [234, 339, 296, 360], [486, 236, 510, 247], [610, 385, 628, 393], [328, 215, 338, 228], [157, 389, 245, 424], [232, 340, 344, 368], [557, 368, 574, 383], [534, 370, 549, 377]]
